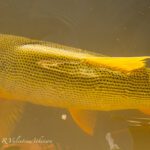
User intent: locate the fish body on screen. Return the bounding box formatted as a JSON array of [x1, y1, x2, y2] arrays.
[[0, 34, 150, 135], [0, 34, 150, 110]]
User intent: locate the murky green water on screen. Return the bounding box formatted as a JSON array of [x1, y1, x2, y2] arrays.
[[0, 0, 150, 150]]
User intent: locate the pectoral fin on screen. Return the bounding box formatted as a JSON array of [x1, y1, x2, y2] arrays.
[[0, 99, 24, 138], [69, 109, 98, 135], [85, 57, 150, 72]]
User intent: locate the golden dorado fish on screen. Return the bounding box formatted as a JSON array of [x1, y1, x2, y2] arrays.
[[0, 34, 150, 136]]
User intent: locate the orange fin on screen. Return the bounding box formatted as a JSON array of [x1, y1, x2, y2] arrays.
[[140, 109, 150, 115], [69, 109, 97, 136], [0, 100, 24, 138], [85, 57, 150, 72]]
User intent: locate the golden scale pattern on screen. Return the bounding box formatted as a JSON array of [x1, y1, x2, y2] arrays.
[[0, 34, 150, 111]]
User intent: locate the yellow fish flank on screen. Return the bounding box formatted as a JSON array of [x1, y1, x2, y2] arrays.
[[0, 34, 150, 136]]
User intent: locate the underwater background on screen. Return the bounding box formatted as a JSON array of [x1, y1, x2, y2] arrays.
[[0, 0, 150, 149]]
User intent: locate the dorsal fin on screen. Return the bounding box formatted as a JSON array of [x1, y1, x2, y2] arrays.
[[85, 57, 150, 72]]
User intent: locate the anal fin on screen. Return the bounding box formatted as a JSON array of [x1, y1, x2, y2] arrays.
[[69, 109, 97, 135], [140, 108, 150, 115]]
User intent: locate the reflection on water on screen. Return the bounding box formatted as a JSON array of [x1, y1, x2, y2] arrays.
[[1, 143, 62, 150], [0, 0, 150, 150]]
